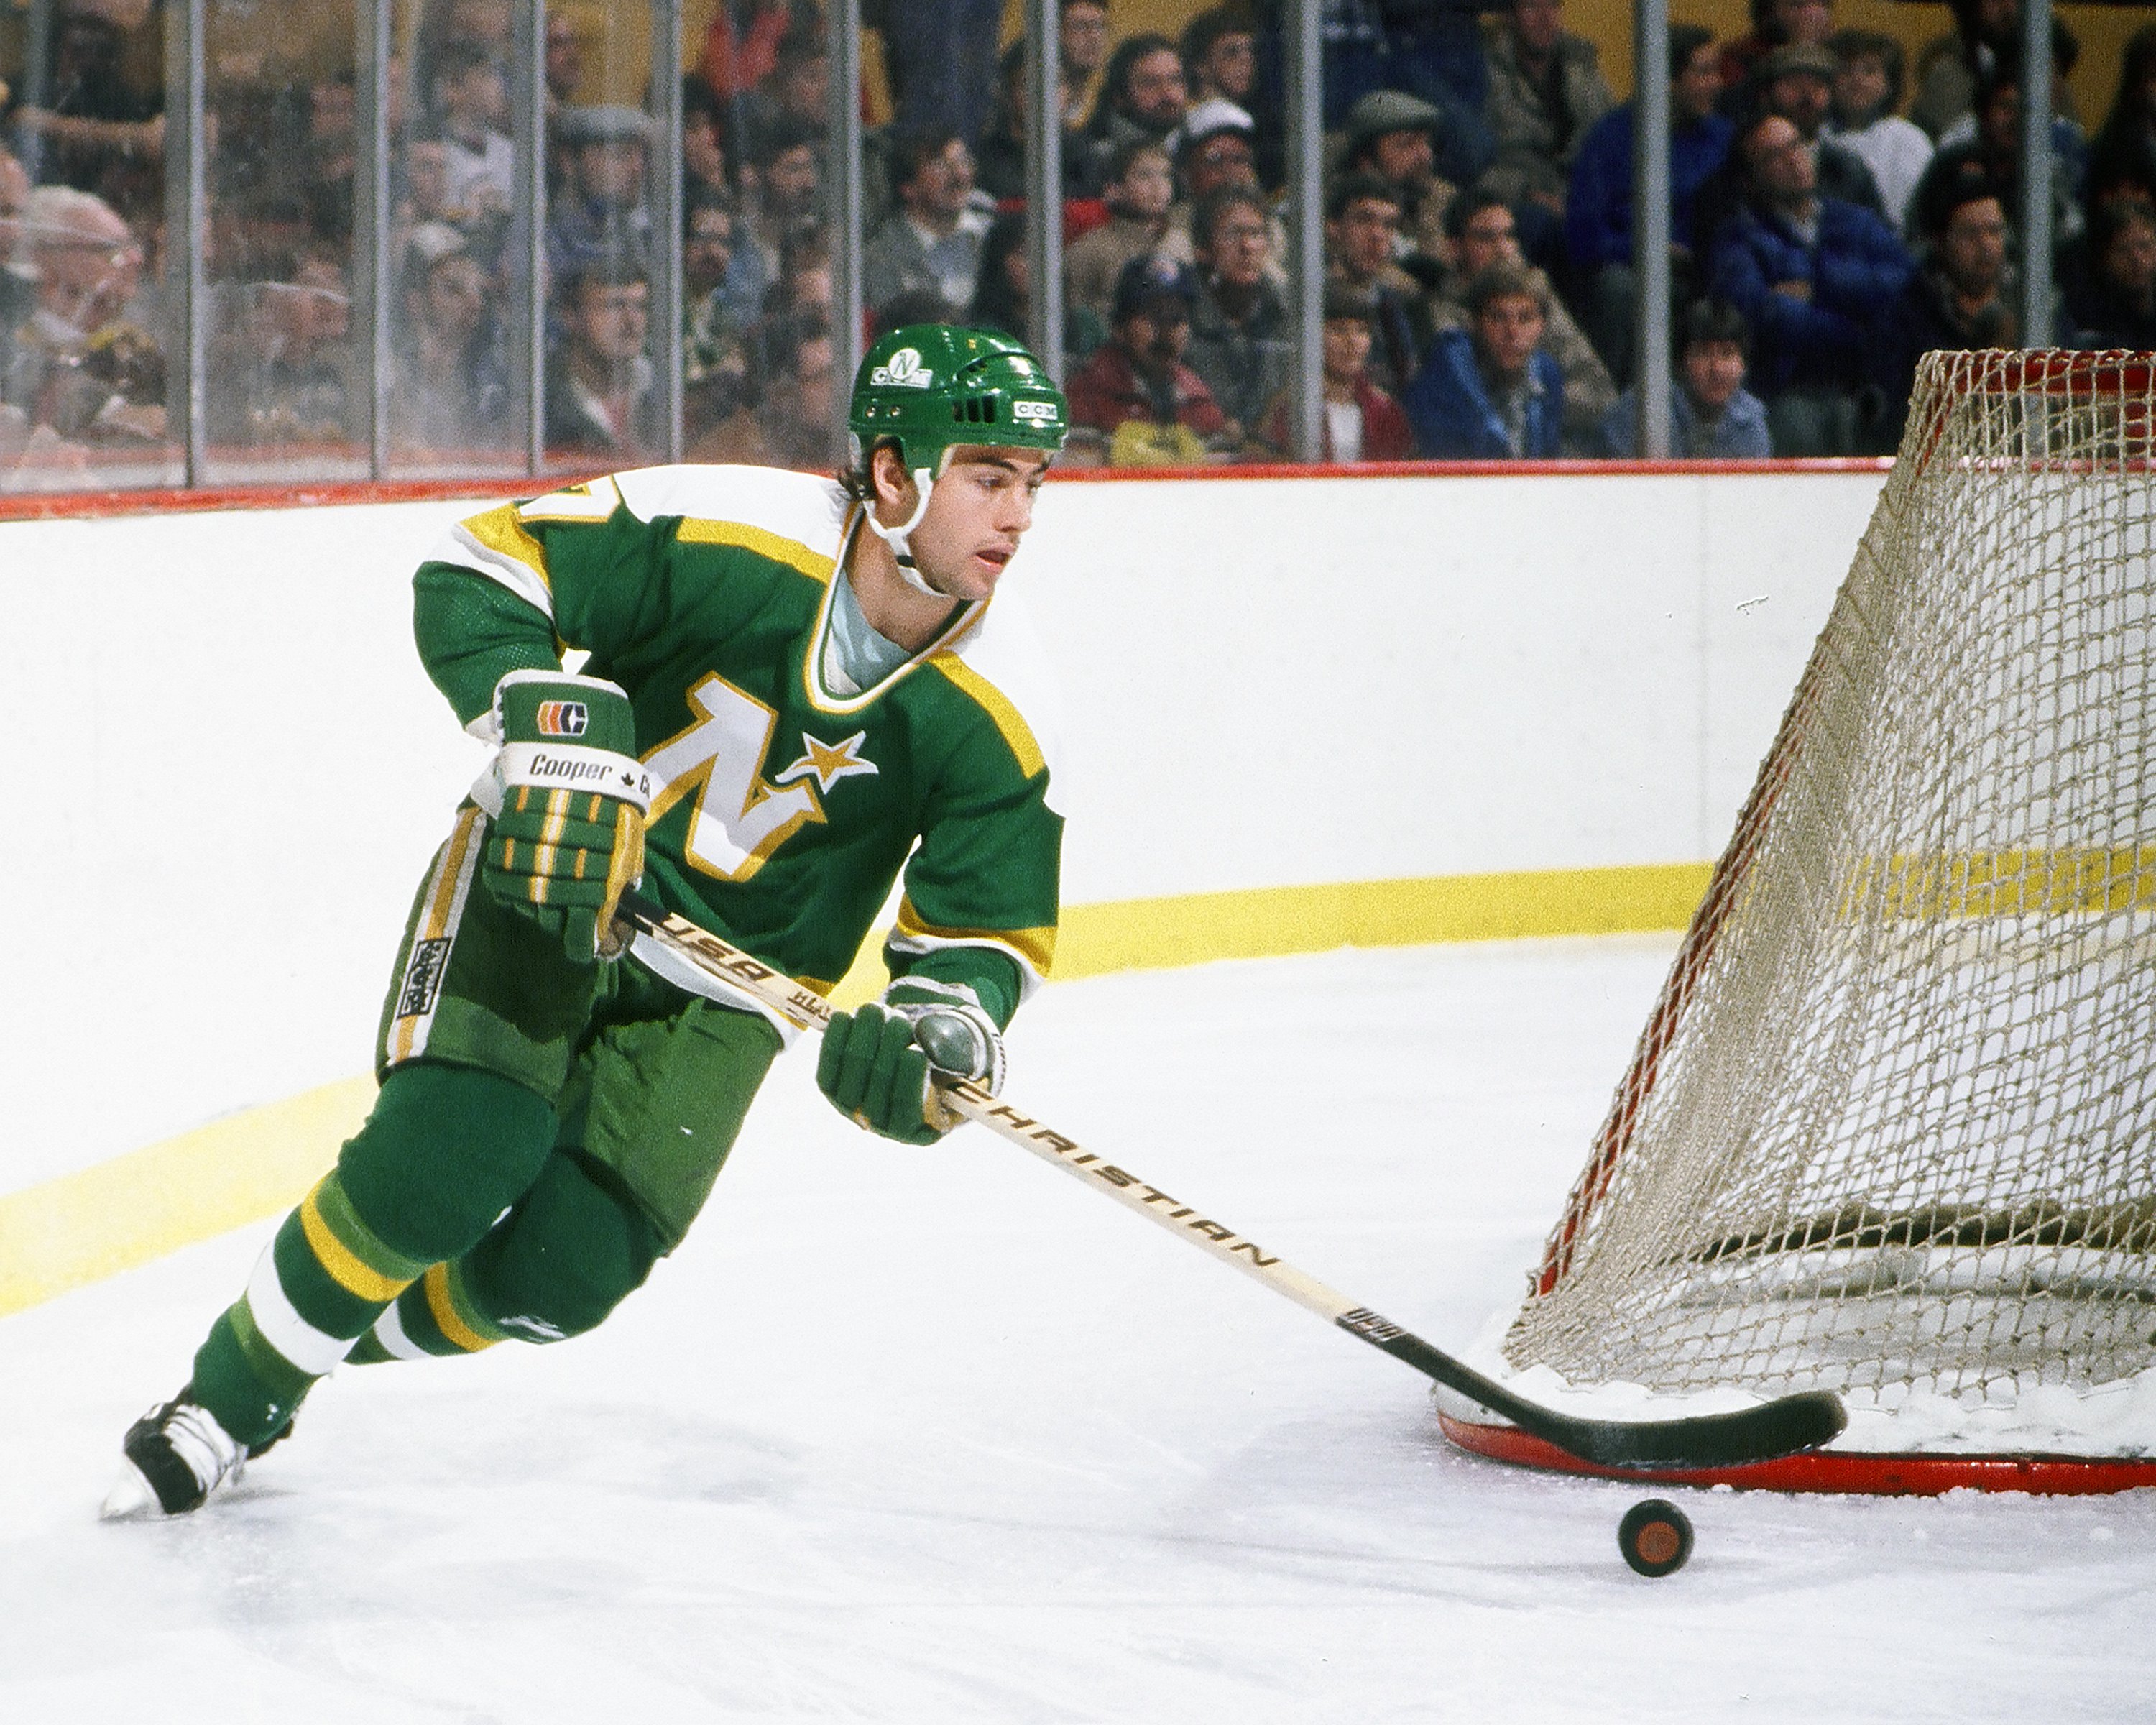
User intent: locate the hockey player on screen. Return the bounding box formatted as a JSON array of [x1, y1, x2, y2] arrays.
[[104, 325, 1069, 1519]]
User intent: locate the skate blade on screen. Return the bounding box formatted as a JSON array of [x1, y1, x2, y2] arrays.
[[98, 1460, 165, 1522]]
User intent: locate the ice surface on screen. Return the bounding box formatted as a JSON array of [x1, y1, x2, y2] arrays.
[[4, 939, 2149, 1723]]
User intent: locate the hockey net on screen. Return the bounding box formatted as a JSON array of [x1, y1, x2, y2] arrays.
[[1441, 351, 2156, 1494]]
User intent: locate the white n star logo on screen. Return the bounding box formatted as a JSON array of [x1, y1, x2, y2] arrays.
[[774, 730, 880, 795]]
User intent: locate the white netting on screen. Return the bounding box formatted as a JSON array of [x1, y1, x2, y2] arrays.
[[1503, 352, 2156, 1448]]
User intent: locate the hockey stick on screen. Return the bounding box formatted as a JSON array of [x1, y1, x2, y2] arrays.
[[613, 891, 1846, 1471]]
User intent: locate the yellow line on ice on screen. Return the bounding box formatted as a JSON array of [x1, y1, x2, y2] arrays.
[[1, 863, 1712, 1318]]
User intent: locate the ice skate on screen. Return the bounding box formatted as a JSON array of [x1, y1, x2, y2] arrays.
[[100, 1389, 257, 1520]]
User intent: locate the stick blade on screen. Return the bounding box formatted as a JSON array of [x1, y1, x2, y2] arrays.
[[1562, 1389, 1848, 1470]]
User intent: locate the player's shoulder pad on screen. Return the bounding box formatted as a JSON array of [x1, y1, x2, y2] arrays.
[[614, 464, 852, 571], [931, 586, 1067, 804]]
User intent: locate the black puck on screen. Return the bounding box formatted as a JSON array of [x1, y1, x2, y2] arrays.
[[1618, 1498, 1694, 1577]]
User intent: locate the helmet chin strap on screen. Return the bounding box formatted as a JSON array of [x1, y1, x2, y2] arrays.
[[862, 458, 946, 597]]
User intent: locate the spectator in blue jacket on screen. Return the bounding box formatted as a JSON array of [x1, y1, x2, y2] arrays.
[[1707, 110, 1913, 454], [1567, 24, 1733, 384], [1599, 298, 1772, 458], [1403, 260, 1565, 459]]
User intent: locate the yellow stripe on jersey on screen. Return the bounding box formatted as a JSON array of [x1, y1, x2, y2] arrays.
[[458, 502, 553, 590], [894, 896, 1056, 979], [675, 516, 837, 585], [926, 654, 1046, 780]]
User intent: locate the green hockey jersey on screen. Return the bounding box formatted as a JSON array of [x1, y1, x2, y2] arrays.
[[412, 463, 1064, 1029]]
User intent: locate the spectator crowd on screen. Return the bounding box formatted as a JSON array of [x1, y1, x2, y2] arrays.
[[3, 0, 2154, 487]]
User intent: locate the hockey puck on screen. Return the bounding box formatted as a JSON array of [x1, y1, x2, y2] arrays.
[[1617, 1499, 1694, 1577]]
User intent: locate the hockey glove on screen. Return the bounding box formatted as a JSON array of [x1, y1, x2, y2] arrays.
[[476, 671, 653, 962], [816, 982, 1006, 1146]]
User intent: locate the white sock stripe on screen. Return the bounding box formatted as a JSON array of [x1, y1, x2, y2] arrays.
[[244, 1243, 359, 1378], [371, 1296, 432, 1363]]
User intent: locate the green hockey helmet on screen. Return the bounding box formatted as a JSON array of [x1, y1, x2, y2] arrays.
[[849, 324, 1067, 578], [850, 324, 1067, 466]]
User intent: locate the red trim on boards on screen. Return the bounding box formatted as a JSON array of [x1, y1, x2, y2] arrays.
[[1437, 1411, 2156, 1496], [0, 472, 607, 525], [0, 457, 1893, 524]]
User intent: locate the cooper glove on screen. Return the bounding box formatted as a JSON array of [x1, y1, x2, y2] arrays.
[[816, 980, 1006, 1145], [476, 670, 653, 962]]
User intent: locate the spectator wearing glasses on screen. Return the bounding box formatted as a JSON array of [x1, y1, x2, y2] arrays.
[[1911, 63, 2086, 256], [1403, 259, 1564, 460], [1566, 25, 1731, 386], [1429, 188, 1612, 449], [2063, 197, 2156, 350], [863, 129, 990, 324], [1753, 43, 1886, 217], [1059, 0, 1113, 131], [1598, 298, 1771, 459], [1708, 110, 1912, 456], [1182, 185, 1290, 441], [1077, 34, 1190, 198], [1161, 99, 1285, 286]]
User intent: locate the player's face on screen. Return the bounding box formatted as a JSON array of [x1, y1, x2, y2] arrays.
[[908, 447, 1052, 602]]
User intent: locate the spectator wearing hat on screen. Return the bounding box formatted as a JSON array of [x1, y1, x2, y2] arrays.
[[1064, 253, 1232, 466], [545, 259, 660, 458], [1427, 188, 1612, 448], [1716, 0, 1835, 109], [1598, 298, 1771, 459], [1566, 26, 1733, 383], [1160, 99, 1287, 287], [390, 220, 510, 455], [1258, 284, 1414, 464], [1402, 259, 1564, 460], [862, 129, 990, 323], [1077, 34, 1190, 198], [1324, 172, 1431, 397], [1756, 42, 1886, 216], [545, 104, 656, 287], [1707, 109, 1911, 456], [1481, 0, 1613, 221], [1182, 185, 1291, 440], [1064, 139, 1176, 331], [1338, 90, 1462, 270], [1823, 31, 1933, 233]]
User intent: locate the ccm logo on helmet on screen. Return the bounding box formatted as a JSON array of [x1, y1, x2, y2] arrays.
[[535, 700, 589, 737], [870, 347, 934, 389], [1012, 400, 1059, 423]]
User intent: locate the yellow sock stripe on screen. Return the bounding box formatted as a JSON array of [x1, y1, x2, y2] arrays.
[[298, 1177, 423, 1303], [421, 1261, 502, 1353]]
